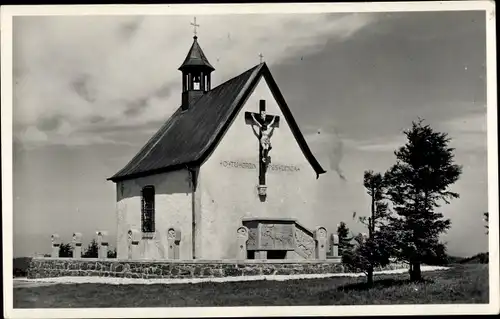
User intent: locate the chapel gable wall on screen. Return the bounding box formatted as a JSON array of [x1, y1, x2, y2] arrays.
[[198, 77, 321, 259]]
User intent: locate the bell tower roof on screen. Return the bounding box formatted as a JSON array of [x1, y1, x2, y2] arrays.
[[178, 36, 215, 71]]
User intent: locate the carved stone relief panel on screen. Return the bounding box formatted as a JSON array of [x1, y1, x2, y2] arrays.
[[259, 224, 274, 249], [273, 223, 294, 250], [247, 227, 258, 250], [294, 227, 315, 259]]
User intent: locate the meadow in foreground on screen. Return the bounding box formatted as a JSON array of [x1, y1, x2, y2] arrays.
[[13, 264, 488, 308]]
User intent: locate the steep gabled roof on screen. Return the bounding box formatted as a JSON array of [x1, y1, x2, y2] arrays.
[[178, 36, 215, 71], [108, 63, 326, 182]]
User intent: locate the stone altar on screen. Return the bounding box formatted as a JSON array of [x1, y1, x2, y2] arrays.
[[242, 217, 323, 260]]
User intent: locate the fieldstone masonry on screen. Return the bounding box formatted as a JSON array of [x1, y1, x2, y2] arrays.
[[51, 234, 60, 258], [27, 258, 347, 279], [72, 233, 83, 258]]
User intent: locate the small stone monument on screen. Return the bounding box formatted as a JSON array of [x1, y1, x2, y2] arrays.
[[72, 232, 83, 258], [167, 227, 181, 259], [314, 226, 328, 260], [128, 229, 141, 260], [51, 233, 61, 258], [236, 226, 249, 260], [96, 231, 109, 259]]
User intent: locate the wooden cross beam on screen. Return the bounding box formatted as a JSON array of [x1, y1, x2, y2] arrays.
[[244, 100, 280, 193]]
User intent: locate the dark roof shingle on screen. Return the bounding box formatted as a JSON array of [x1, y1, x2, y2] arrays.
[[178, 36, 215, 71]]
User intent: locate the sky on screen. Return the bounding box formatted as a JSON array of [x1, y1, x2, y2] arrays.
[[12, 11, 489, 257]]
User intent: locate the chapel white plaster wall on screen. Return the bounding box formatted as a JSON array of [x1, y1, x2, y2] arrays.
[[115, 170, 193, 260], [199, 76, 322, 259]]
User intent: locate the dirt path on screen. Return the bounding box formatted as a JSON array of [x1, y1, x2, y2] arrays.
[[13, 266, 449, 287]]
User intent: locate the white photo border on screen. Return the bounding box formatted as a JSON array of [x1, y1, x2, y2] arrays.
[[1, 1, 497, 318]]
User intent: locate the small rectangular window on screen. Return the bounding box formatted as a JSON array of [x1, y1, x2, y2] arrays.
[[141, 185, 155, 234]]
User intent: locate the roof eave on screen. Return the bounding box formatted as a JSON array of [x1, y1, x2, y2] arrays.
[[107, 162, 200, 183], [178, 64, 215, 72]]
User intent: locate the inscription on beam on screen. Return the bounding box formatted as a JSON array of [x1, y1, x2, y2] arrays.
[[220, 160, 300, 172]]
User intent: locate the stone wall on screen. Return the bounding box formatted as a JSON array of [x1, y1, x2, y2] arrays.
[[27, 258, 346, 279]]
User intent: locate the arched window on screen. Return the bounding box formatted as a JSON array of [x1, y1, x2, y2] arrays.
[[141, 185, 155, 233]]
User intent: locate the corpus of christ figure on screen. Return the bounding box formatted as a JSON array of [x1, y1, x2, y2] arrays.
[[250, 110, 277, 163]]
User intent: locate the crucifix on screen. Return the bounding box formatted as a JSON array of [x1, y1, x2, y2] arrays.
[[245, 100, 280, 197], [258, 53, 264, 63], [190, 17, 200, 36]]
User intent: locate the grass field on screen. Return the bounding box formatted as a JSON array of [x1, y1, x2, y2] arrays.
[[13, 264, 488, 308]]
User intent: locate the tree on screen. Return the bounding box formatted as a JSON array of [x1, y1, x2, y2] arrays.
[[353, 171, 393, 286], [344, 171, 393, 286], [484, 212, 489, 234], [337, 222, 354, 264], [385, 120, 462, 281], [82, 239, 99, 258], [59, 242, 73, 258], [420, 242, 449, 266], [349, 229, 392, 286]]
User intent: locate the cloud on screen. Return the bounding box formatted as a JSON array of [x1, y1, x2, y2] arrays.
[[304, 125, 346, 180], [36, 114, 64, 132], [13, 13, 378, 148], [15, 125, 136, 150], [341, 109, 487, 154], [441, 111, 487, 135], [348, 137, 406, 153], [439, 111, 487, 152]]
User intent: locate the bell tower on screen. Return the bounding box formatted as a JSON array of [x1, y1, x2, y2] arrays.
[[178, 19, 215, 110]]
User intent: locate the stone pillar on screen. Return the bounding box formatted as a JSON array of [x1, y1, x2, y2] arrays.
[[254, 251, 267, 259], [96, 231, 109, 259], [128, 229, 141, 260], [72, 232, 83, 259], [331, 234, 339, 258], [314, 226, 328, 260], [51, 234, 61, 258], [167, 228, 181, 260], [236, 226, 249, 260]]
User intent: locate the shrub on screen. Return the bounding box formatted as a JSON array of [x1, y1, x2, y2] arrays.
[[82, 239, 99, 258], [13, 257, 33, 277], [107, 247, 117, 258]]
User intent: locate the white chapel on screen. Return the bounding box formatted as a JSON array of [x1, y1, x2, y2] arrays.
[[108, 33, 328, 261]]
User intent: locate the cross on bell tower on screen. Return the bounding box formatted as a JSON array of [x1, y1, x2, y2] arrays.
[[258, 53, 264, 63], [190, 17, 200, 36], [179, 17, 215, 110]]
